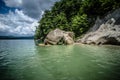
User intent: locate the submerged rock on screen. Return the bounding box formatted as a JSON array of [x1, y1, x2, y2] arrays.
[[44, 29, 74, 45]]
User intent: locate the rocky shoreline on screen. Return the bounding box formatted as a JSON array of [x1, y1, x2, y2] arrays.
[[36, 9, 120, 46], [77, 18, 120, 45], [77, 9, 120, 45]]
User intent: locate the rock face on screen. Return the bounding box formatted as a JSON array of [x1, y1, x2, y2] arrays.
[[88, 8, 120, 32], [79, 18, 120, 45], [44, 29, 74, 45], [77, 9, 120, 45]]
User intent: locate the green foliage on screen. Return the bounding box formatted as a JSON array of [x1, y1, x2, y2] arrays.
[[34, 27, 40, 40], [72, 14, 89, 37], [35, 0, 120, 41]]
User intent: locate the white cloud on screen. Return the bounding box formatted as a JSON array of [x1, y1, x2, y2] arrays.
[[3, 0, 22, 8], [0, 22, 11, 34], [3, 0, 59, 19], [0, 9, 39, 36], [1, 0, 59, 36]]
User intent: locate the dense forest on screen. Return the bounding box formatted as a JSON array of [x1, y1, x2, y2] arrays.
[[35, 0, 120, 41]]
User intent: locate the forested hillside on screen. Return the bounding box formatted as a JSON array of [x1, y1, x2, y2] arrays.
[[35, 0, 120, 41]]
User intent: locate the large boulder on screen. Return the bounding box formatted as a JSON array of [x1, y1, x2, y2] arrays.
[[63, 32, 74, 45], [78, 18, 120, 45], [44, 29, 74, 45]]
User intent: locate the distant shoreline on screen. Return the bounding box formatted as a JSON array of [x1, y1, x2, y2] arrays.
[[0, 38, 34, 40], [0, 36, 34, 40]]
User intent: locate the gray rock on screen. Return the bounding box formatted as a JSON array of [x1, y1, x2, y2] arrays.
[[78, 8, 120, 45], [44, 29, 74, 45], [88, 8, 120, 33], [63, 32, 74, 45], [79, 18, 120, 45]]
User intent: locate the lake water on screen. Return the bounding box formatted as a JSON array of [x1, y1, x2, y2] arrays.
[[0, 40, 120, 80]]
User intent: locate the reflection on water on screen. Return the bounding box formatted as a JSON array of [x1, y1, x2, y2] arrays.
[[0, 40, 120, 80]]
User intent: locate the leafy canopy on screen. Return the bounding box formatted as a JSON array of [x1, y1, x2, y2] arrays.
[[35, 0, 120, 41]]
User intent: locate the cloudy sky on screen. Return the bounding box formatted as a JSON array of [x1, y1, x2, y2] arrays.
[[0, 0, 58, 37]]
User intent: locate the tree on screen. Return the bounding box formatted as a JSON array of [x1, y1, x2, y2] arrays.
[[72, 14, 89, 37], [35, 0, 120, 41]]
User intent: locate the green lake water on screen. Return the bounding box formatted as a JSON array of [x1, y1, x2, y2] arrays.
[[0, 40, 120, 80]]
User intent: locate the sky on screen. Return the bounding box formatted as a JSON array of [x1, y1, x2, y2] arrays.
[[0, 0, 58, 37]]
